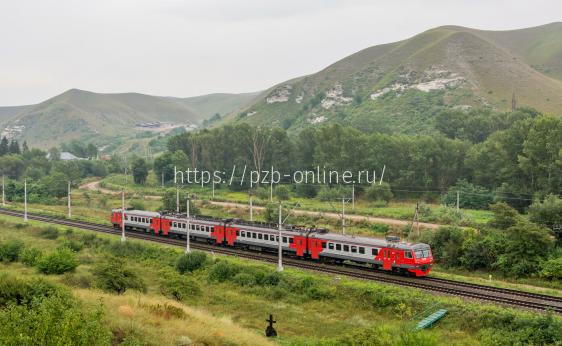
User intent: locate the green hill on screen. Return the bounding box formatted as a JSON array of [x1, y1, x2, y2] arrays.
[[226, 23, 562, 134], [0, 89, 258, 148]]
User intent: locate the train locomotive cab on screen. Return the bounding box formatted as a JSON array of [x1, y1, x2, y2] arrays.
[[409, 244, 433, 277]]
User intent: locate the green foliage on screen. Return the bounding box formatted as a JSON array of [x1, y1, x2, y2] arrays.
[[540, 257, 562, 281], [529, 195, 562, 240], [0, 277, 110, 345], [129, 199, 146, 210], [317, 185, 352, 201], [19, 247, 43, 266], [364, 182, 393, 202], [92, 258, 146, 295], [175, 251, 208, 274], [0, 239, 24, 262], [131, 157, 149, 184], [160, 275, 201, 301], [295, 183, 318, 198], [441, 179, 493, 210], [256, 187, 270, 200], [488, 202, 520, 229], [38, 226, 60, 239], [161, 189, 200, 214], [275, 185, 290, 200], [37, 248, 79, 275], [207, 260, 240, 282]]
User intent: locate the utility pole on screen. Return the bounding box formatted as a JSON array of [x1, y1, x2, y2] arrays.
[[1, 175, 5, 207], [270, 178, 273, 202], [24, 179, 28, 222], [185, 197, 191, 253], [342, 198, 346, 235], [67, 181, 71, 218], [351, 184, 355, 210], [161, 172, 164, 188], [176, 185, 180, 213], [121, 189, 126, 242], [249, 194, 254, 221], [212, 180, 215, 199], [415, 202, 420, 238], [124, 167, 128, 186], [456, 191, 460, 211], [277, 202, 283, 272]]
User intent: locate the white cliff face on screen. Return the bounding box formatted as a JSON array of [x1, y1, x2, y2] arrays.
[[1, 125, 25, 139], [321, 84, 353, 109], [370, 66, 465, 99], [266, 85, 292, 104], [308, 115, 327, 124]]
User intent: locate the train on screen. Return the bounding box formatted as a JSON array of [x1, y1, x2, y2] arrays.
[[111, 209, 433, 277]]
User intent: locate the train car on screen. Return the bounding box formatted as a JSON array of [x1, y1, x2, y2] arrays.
[[110, 208, 433, 276]]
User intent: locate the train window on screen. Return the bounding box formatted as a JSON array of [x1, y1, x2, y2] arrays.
[[258, 233, 262, 240], [336, 244, 341, 251], [276, 236, 279, 242], [343, 245, 349, 252], [404, 251, 412, 259], [351, 246, 357, 253], [282, 237, 287, 243], [264, 234, 269, 241], [125, 216, 128, 220], [289, 238, 294, 244], [241, 231, 245, 237], [173, 222, 177, 227], [372, 248, 379, 256], [196, 225, 200, 231], [236, 230, 240, 236], [321, 242, 326, 249], [328, 243, 334, 250], [149, 218, 152, 223], [252, 233, 257, 239], [359, 247, 365, 254]]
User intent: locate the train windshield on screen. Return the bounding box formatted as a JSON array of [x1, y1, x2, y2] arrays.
[[414, 249, 431, 259]]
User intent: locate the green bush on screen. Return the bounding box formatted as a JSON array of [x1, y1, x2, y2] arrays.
[[0, 239, 24, 262], [129, 199, 146, 210], [207, 260, 240, 282], [540, 257, 562, 280], [59, 239, 84, 252], [20, 247, 43, 266], [37, 248, 79, 274], [317, 185, 352, 202], [274, 185, 290, 200], [295, 184, 317, 198], [233, 272, 256, 287], [488, 202, 519, 229], [160, 276, 201, 301], [0, 274, 61, 307], [441, 179, 493, 210], [92, 258, 146, 294], [364, 182, 393, 202], [175, 251, 208, 274], [0, 283, 110, 345], [256, 187, 270, 200], [38, 226, 59, 239]]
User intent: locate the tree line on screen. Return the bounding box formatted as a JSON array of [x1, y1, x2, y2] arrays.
[[158, 107, 560, 210]]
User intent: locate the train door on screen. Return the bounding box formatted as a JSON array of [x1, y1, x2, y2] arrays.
[[383, 249, 392, 270]]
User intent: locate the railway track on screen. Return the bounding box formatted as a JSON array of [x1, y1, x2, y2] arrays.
[[1, 208, 561, 314]]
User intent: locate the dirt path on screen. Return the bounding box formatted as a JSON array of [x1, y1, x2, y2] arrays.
[[80, 180, 440, 229]]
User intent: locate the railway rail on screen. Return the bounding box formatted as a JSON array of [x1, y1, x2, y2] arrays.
[[1, 208, 561, 314]]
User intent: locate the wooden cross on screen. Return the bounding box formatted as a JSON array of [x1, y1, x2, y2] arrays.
[[265, 314, 277, 337]]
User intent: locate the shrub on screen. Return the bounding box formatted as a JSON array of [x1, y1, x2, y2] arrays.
[[233, 272, 256, 287], [274, 185, 290, 200], [37, 248, 79, 274], [488, 202, 519, 229], [364, 182, 393, 202], [529, 195, 562, 240], [295, 184, 317, 198], [129, 199, 146, 210], [0, 274, 61, 307], [160, 276, 201, 301], [61, 271, 95, 289], [59, 239, 84, 252], [93, 258, 146, 294], [20, 247, 42, 266], [175, 251, 208, 274], [208, 260, 240, 282], [0, 282, 110, 345], [540, 257, 562, 280], [256, 187, 270, 200], [0, 239, 24, 262], [317, 185, 352, 202], [38, 226, 59, 239]]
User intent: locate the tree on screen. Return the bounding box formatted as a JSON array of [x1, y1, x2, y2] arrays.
[[364, 182, 393, 203], [529, 195, 562, 241], [47, 147, 61, 161], [92, 258, 146, 294], [496, 221, 554, 277], [37, 248, 79, 275], [0, 137, 8, 156], [488, 202, 520, 230], [441, 179, 493, 210], [275, 185, 290, 200], [175, 251, 208, 274], [131, 158, 149, 184], [21, 141, 29, 153], [161, 189, 200, 214], [8, 140, 19, 155]]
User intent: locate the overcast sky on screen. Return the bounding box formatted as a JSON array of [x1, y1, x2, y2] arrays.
[[0, 0, 560, 106]]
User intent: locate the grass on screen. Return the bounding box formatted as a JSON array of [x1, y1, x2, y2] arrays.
[[1, 216, 561, 345]]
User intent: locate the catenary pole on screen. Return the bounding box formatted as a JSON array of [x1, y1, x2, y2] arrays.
[[67, 181, 71, 218], [185, 198, 191, 253], [1, 175, 5, 207], [121, 189, 126, 242], [24, 179, 28, 221], [277, 202, 283, 272]]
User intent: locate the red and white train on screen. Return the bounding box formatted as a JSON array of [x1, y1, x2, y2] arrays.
[[111, 209, 433, 277]]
